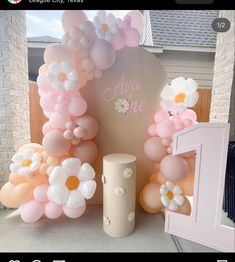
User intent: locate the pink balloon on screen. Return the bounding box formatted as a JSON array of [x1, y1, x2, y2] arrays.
[[37, 72, 52, 92], [161, 138, 172, 147], [44, 44, 71, 65], [42, 130, 71, 157], [57, 95, 69, 105], [63, 129, 74, 140], [144, 137, 168, 162], [154, 110, 169, 123], [180, 109, 197, 123], [125, 28, 140, 47], [171, 115, 181, 123], [62, 11, 87, 32], [174, 122, 185, 131], [68, 96, 87, 117], [54, 104, 68, 114], [70, 140, 98, 164], [160, 155, 189, 181], [43, 111, 52, 119], [21, 200, 44, 223], [63, 202, 86, 218], [111, 29, 126, 51], [45, 202, 63, 219], [49, 112, 70, 130], [126, 10, 144, 33], [182, 119, 193, 128], [75, 115, 99, 140], [40, 97, 55, 112], [156, 120, 175, 138], [90, 39, 116, 70], [33, 184, 49, 203], [80, 21, 97, 42], [42, 121, 53, 135], [148, 124, 157, 136]]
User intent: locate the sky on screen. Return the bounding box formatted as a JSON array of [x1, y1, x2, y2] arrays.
[[26, 10, 129, 38]]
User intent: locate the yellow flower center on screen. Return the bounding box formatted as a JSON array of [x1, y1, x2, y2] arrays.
[[57, 73, 67, 82], [167, 191, 174, 200], [22, 159, 32, 167], [120, 103, 125, 108], [66, 176, 79, 190], [175, 93, 186, 103], [101, 23, 109, 32]]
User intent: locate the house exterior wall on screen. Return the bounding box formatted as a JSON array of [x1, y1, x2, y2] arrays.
[[0, 11, 30, 192], [156, 50, 215, 88], [209, 10, 235, 133]]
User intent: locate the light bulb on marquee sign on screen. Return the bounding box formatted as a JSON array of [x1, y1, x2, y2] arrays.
[[164, 123, 235, 252]]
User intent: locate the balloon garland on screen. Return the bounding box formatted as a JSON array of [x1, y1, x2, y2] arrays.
[[0, 10, 144, 223], [140, 77, 199, 215]]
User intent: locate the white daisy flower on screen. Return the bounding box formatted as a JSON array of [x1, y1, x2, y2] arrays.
[[10, 150, 42, 176], [160, 181, 184, 211], [123, 167, 133, 178], [93, 10, 118, 42], [47, 61, 79, 91], [115, 98, 130, 114], [103, 215, 110, 225], [114, 186, 125, 197], [48, 158, 96, 209], [160, 77, 199, 115], [128, 212, 135, 222]]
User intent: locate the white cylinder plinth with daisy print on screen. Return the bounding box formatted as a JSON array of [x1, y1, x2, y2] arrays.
[[103, 153, 136, 237]]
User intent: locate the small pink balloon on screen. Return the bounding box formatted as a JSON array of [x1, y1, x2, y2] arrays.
[[21, 200, 44, 223], [144, 137, 168, 162], [154, 110, 169, 123], [49, 112, 70, 130], [57, 95, 69, 105], [63, 202, 86, 218], [62, 11, 87, 32], [70, 140, 98, 164], [171, 115, 181, 123], [68, 96, 87, 117], [42, 130, 71, 157], [160, 155, 189, 181], [44, 44, 71, 65], [167, 147, 172, 154], [66, 121, 76, 130], [156, 120, 175, 138], [125, 28, 140, 47], [45, 202, 63, 219], [63, 129, 74, 140], [40, 97, 55, 112], [37, 72, 52, 92], [42, 121, 53, 135], [111, 29, 126, 51], [73, 127, 86, 138], [174, 122, 185, 131], [71, 138, 80, 145], [33, 184, 49, 203], [161, 138, 172, 147], [75, 115, 99, 140], [54, 104, 68, 114], [126, 10, 144, 33], [43, 110, 52, 119], [180, 109, 197, 123], [182, 119, 193, 128], [148, 124, 157, 136]]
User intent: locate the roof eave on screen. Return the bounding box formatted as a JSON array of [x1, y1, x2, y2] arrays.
[[163, 45, 216, 53]]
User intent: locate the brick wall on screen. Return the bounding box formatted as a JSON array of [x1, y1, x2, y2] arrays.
[[210, 10, 235, 137], [0, 11, 30, 189]]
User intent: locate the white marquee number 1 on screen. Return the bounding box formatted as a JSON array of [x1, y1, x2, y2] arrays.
[[164, 123, 235, 252]]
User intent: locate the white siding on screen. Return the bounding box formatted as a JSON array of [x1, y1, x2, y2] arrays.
[[156, 50, 215, 88]]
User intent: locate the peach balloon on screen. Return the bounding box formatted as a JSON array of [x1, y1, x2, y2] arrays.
[[25, 172, 48, 185], [187, 156, 196, 171], [177, 196, 191, 216], [70, 140, 98, 163], [62, 10, 87, 32], [178, 171, 195, 196], [139, 183, 163, 214], [0, 182, 19, 208], [9, 173, 26, 185], [44, 44, 71, 65], [19, 143, 43, 153], [76, 69, 88, 88], [149, 172, 166, 184], [144, 137, 168, 162], [10, 183, 35, 206], [75, 115, 99, 140], [160, 155, 189, 181], [38, 64, 48, 74]]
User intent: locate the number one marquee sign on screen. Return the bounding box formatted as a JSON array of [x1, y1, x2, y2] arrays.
[[165, 123, 235, 252]]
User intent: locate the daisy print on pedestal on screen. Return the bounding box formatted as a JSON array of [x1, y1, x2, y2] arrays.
[[115, 98, 130, 114], [10, 150, 42, 176], [94, 10, 118, 42], [160, 181, 184, 211], [47, 61, 79, 91], [160, 77, 199, 115], [48, 158, 96, 208]]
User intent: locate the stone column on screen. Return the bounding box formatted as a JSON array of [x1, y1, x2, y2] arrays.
[[210, 10, 235, 137], [0, 11, 30, 189]]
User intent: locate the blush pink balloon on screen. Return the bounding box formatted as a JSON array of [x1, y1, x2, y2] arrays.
[[154, 110, 169, 123], [111, 29, 126, 51], [180, 109, 197, 123], [40, 97, 55, 112], [54, 104, 68, 114], [125, 28, 140, 47], [44, 44, 71, 65], [148, 124, 157, 136], [160, 155, 189, 181], [33, 184, 49, 203], [70, 140, 98, 164], [43, 111, 52, 119], [62, 11, 87, 32], [63, 202, 86, 218], [20, 200, 44, 223], [182, 119, 193, 128], [42, 130, 71, 157], [37, 72, 52, 92], [68, 96, 87, 117], [144, 137, 168, 162], [156, 120, 175, 138], [174, 122, 185, 131], [45, 202, 63, 219], [126, 10, 144, 33], [49, 112, 70, 130], [161, 138, 172, 147], [90, 39, 116, 70], [42, 121, 53, 135], [75, 115, 99, 140]]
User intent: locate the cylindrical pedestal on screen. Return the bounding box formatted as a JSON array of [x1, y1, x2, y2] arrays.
[[103, 153, 136, 237]]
